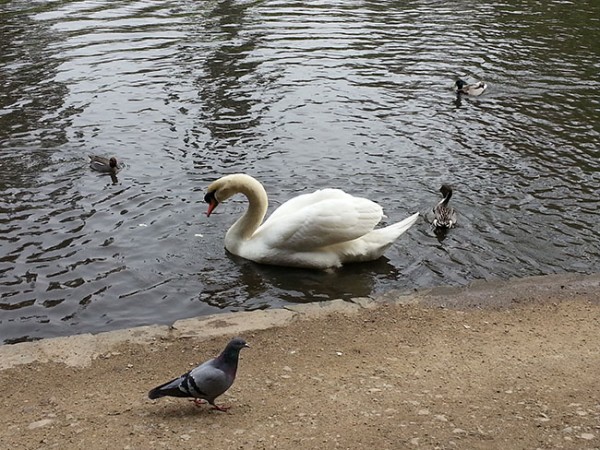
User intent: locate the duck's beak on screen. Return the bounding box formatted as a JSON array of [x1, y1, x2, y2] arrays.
[[204, 191, 219, 217]]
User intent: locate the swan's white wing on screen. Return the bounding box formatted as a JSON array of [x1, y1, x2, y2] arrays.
[[254, 192, 384, 250], [262, 189, 350, 227]]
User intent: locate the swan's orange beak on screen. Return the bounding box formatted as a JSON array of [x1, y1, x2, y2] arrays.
[[204, 191, 219, 217]]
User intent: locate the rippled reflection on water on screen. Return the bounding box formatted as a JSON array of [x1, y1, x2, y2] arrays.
[[1, 0, 599, 343]]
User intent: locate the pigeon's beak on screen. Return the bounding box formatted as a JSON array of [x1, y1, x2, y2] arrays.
[[244, 343, 250, 348], [204, 191, 219, 217]]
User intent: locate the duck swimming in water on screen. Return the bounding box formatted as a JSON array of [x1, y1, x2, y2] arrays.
[[455, 79, 487, 97], [432, 184, 457, 230], [89, 155, 119, 173]]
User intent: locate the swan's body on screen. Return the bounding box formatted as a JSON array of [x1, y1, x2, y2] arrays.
[[204, 174, 420, 269], [89, 155, 119, 173], [455, 79, 487, 96], [432, 184, 457, 230]]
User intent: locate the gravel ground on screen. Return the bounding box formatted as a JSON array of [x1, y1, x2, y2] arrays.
[[1, 274, 599, 450]]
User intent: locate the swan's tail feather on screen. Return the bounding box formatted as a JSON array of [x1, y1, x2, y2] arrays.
[[386, 212, 420, 238], [339, 212, 420, 263]]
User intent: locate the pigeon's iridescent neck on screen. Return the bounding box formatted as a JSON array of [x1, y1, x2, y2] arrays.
[[217, 350, 240, 377]]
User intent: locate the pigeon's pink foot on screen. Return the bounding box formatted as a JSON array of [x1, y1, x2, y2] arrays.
[[211, 404, 230, 412], [190, 399, 207, 407]]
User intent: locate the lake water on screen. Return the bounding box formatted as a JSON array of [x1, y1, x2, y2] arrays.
[[1, 0, 598, 344]]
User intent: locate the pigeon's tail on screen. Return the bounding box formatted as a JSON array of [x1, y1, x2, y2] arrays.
[[148, 387, 163, 400], [148, 376, 189, 400]]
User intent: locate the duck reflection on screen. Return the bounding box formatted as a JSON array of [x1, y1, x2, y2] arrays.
[[454, 94, 463, 108], [433, 226, 450, 243]]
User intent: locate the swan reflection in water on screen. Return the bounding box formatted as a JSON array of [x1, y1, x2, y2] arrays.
[[200, 251, 406, 308]]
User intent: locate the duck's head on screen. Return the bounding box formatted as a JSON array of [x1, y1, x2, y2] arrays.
[[455, 79, 466, 90], [440, 184, 453, 199], [109, 157, 118, 169]]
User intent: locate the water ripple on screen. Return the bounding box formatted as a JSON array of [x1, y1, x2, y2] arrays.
[[0, 0, 598, 343]]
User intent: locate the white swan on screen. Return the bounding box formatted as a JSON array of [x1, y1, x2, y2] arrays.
[[204, 174, 420, 269]]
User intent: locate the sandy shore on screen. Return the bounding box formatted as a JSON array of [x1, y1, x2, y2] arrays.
[[1, 273, 599, 450]]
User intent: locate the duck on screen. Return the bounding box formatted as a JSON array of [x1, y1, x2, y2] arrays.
[[204, 174, 420, 269], [455, 79, 487, 96], [89, 155, 119, 173], [432, 184, 457, 230]]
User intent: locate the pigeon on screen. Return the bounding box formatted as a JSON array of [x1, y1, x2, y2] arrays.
[[89, 155, 119, 173], [148, 337, 249, 411]]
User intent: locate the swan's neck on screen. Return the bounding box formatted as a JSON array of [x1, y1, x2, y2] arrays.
[[225, 176, 268, 243]]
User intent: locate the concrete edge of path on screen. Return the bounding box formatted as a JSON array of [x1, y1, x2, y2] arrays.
[[1, 272, 599, 371]]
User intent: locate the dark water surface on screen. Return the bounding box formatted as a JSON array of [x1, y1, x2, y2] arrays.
[[1, 0, 598, 343]]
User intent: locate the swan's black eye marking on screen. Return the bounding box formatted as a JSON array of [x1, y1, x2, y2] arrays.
[[204, 191, 216, 204]]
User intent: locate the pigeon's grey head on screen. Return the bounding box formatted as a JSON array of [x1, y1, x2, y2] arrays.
[[228, 337, 250, 351], [217, 337, 250, 366]]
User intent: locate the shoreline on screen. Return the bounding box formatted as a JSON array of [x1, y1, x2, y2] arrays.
[[1, 272, 598, 370], [2, 272, 599, 450]]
